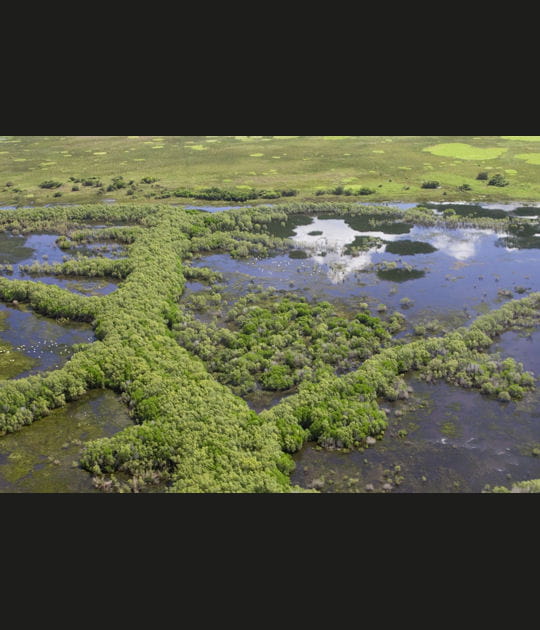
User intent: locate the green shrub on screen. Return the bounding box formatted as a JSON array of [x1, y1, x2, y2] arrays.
[[107, 176, 127, 191], [39, 180, 62, 189], [488, 174, 509, 187]]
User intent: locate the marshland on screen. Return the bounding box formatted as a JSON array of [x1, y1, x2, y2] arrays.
[[1, 135, 540, 493]]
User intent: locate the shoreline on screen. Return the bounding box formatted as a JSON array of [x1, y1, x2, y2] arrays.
[[4, 198, 540, 212]]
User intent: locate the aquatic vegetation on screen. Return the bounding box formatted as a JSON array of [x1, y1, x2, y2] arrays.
[[0, 313, 37, 379], [182, 266, 223, 284], [66, 226, 142, 244], [0, 204, 159, 234], [0, 278, 99, 321], [1, 201, 539, 492], [171, 186, 297, 202], [0, 204, 295, 492], [19, 257, 132, 279], [261, 292, 540, 451], [385, 240, 438, 256], [376, 267, 426, 283], [175, 292, 394, 396], [491, 479, 540, 493], [344, 236, 385, 256]]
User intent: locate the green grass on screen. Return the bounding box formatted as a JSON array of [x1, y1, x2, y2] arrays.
[[423, 142, 507, 160], [514, 153, 540, 165], [500, 136, 540, 142], [4, 135, 540, 205]]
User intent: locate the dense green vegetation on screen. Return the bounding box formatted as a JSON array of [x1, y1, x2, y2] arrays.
[[260, 294, 540, 451], [19, 257, 132, 279], [5, 136, 540, 207], [0, 200, 539, 492], [175, 290, 405, 396]]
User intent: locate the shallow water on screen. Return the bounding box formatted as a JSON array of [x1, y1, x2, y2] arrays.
[[0, 389, 132, 493], [192, 215, 540, 327], [183, 205, 244, 213], [0, 303, 95, 377], [291, 330, 540, 493], [0, 232, 121, 295], [3, 202, 540, 492], [188, 206, 540, 492]]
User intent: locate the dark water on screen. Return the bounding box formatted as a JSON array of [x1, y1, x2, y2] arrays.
[[0, 389, 132, 493]]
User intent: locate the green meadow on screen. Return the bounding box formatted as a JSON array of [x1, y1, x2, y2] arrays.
[[3, 135, 540, 206]]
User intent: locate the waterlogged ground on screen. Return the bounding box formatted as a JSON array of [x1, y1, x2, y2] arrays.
[[0, 228, 130, 492], [187, 202, 540, 492], [192, 205, 540, 328], [0, 390, 132, 492], [291, 329, 540, 493], [0, 230, 112, 375], [0, 231, 122, 296], [2, 201, 540, 492], [0, 303, 95, 378]]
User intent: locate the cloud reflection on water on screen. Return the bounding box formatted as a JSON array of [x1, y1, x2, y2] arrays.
[[292, 218, 393, 283], [289, 217, 512, 282]]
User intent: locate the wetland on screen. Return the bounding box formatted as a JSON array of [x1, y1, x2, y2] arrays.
[[1, 134, 540, 493]]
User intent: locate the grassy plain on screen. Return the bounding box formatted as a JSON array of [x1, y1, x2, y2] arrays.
[[3, 136, 540, 206]]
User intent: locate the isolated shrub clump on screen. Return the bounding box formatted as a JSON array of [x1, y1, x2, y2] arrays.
[[39, 180, 62, 189], [488, 174, 509, 187]]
